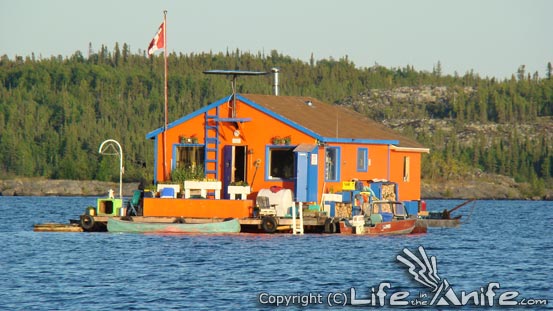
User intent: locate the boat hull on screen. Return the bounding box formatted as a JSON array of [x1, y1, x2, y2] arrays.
[[107, 218, 241, 234], [416, 218, 461, 228], [339, 219, 416, 235]]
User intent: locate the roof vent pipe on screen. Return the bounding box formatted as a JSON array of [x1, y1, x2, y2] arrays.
[[271, 67, 279, 96]]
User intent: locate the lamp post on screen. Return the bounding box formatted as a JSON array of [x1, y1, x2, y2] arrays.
[[98, 139, 124, 199]]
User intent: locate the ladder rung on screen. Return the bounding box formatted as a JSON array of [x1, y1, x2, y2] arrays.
[[205, 109, 219, 181]]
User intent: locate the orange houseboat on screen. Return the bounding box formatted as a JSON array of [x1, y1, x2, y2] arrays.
[[142, 92, 430, 221]]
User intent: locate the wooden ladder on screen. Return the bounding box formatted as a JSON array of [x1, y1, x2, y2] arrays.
[[291, 202, 304, 235]]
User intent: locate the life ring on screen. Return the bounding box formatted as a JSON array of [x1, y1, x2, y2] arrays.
[[261, 216, 277, 233], [80, 214, 95, 231], [324, 218, 336, 234]]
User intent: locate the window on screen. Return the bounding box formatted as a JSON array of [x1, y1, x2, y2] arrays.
[[325, 147, 340, 181], [176, 146, 205, 171], [268, 147, 295, 179], [357, 148, 368, 172], [403, 156, 410, 182]]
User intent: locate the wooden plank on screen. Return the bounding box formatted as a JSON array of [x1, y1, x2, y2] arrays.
[[34, 223, 83, 232]]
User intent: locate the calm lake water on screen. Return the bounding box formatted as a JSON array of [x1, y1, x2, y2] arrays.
[[0, 197, 551, 310]]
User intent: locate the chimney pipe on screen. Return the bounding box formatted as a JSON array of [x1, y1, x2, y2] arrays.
[[271, 67, 279, 96]]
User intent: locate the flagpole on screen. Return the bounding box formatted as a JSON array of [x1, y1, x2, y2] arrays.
[[163, 10, 168, 180]]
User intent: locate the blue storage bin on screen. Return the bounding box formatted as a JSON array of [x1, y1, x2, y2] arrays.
[[340, 191, 352, 203], [404, 201, 419, 216], [160, 188, 175, 198]]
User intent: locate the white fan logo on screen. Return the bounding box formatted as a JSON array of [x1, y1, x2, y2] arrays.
[[397, 246, 457, 305]]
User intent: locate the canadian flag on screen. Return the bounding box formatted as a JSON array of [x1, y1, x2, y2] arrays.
[[147, 22, 165, 56]]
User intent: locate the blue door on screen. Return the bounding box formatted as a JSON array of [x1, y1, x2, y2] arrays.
[[223, 145, 247, 199], [295, 152, 309, 202], [222, 145, 233, 199], [294, 145, 318, 202]]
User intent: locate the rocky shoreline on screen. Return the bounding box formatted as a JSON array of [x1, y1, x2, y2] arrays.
[[0, 177, 551, 200], [0, 178, 139, 197]]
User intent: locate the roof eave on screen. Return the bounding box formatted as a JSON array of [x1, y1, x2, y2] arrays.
[[145, 94, 233, 139], [321, 137, 400, 145], [390, 145, 431, 153]]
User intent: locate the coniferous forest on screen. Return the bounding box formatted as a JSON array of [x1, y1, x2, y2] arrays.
[[1, 45, 552, 196]]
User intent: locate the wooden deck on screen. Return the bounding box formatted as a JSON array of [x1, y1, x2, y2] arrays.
[[34, 215, 327, 233]]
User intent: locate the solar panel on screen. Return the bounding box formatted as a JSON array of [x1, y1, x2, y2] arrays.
[[203, 70, 268, 76]]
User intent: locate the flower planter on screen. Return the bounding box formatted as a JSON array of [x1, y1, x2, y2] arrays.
[[183, 180, 222, 199], [227, 185, 251, 200]]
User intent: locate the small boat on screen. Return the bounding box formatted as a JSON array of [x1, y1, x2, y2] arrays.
[[416, 199, 475, 229], [338, 201, 417, 235], [415, 217, 461, 228], [107, 217, 241, 234], [339, 217, 416, 235]]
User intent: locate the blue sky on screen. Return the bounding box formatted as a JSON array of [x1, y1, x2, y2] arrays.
[[1, 0, 551, 79]]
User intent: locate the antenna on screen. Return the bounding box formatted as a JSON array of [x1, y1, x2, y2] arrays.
[[203, 70, 268, 117], [98, 139, 124, 199]]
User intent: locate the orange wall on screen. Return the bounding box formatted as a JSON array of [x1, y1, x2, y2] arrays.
[[389, 150, 422, 201], [318, 143, 391, 194], [153, 97, 423, 201], [219, 101, 314, 193], [143, 198, 252, 218], [154, 112, 206, 181], [154, 98, 314, 188]]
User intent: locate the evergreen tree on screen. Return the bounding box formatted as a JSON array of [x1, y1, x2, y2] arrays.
[[0, 44, 551, 188]]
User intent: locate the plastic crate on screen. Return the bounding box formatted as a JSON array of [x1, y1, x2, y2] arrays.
[[342, 181, 355, 190]]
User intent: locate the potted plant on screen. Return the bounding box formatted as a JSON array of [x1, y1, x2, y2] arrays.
[[272, 136, 282, 145], [179, 135, 199, 144], [283, 135, 291, 145], [179, 135, 187, 144], [171, 165, 205, 183]]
